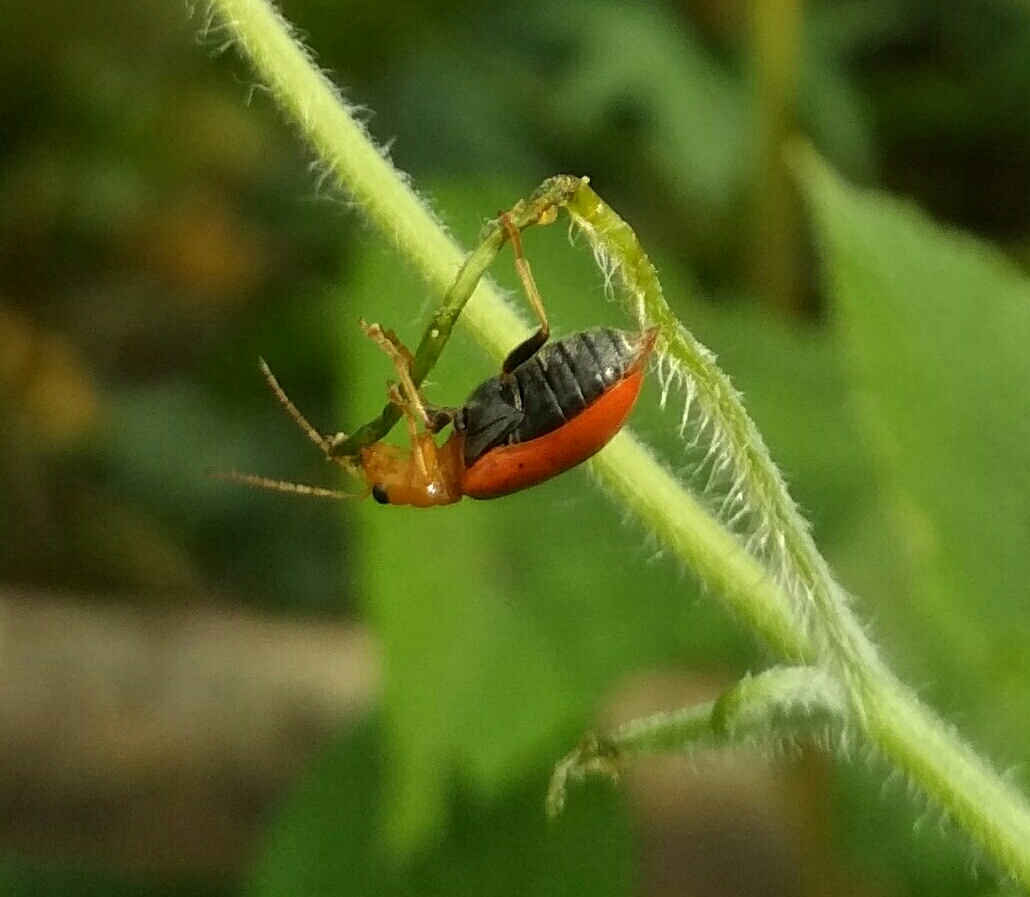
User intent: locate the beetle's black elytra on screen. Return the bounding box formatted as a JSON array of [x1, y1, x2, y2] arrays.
[[457, 327, 641, 467]]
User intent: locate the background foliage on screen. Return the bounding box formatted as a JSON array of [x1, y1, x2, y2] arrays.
[[1, 1, 1029, 895]]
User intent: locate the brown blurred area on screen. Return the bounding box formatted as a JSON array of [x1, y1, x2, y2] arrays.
[[0, 597, 837, 895], [0, 591, 379, 878]]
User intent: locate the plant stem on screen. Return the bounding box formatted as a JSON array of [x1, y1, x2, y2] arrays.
[[201, 0, 802, 657], [200, 0, 1030, 884], [202, 0, 524, 357], [561, 179, 1030, 882]]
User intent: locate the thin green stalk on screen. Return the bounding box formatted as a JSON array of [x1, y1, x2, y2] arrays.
[[584, 431, 809, 659], [548, 666, 846, 815], [200, 0, 523, 361], [864, 683, 1030, 881], [200, 0, 1030, 885]]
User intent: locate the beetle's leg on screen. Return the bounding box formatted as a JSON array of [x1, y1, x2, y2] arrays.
[[326, 327, 414, 456], [498, 212, 551, 375], [423, 403, 458, 434], [379, 382, 434, 482], [359, 320, 435, 430], [360, 319, 455, 484]]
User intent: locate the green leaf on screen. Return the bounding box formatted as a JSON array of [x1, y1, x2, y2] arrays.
[[796, 149, 1030, 747], [247, 717, 633, 897]]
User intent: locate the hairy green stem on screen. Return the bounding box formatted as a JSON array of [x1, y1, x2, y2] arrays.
[[200, 0, 1030, 884], [566, 183, 878, 676], [201, 0, 523, 359], [561, 181, 1030, 881]]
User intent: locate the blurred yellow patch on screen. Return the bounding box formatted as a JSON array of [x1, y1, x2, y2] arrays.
[[0, 303, 100, 444], [131, 190, 268, 306]]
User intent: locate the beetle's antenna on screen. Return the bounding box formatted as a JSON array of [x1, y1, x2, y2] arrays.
[[258, 357, 338, 458], [209, 469, 368, 500], [499, 212, 550, 375], [209, 359, 367, 500]]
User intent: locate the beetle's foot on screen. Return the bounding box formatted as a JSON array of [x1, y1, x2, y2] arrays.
[[360, 319, 415, 371], [423, 403, 457, 434]]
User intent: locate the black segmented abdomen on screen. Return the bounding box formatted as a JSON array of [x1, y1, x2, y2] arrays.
[[458, 327, 642, 467]]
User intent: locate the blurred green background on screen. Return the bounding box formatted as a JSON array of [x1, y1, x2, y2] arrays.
[[1, 0, 1029, 895]]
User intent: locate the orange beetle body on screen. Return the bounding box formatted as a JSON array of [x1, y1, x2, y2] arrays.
[[219, 209, 657, 509], [459, 363, 647, 500], [363, 326, 656, 507]]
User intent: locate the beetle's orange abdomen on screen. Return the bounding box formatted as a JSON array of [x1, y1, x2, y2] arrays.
[[460, 367, 645, 499]]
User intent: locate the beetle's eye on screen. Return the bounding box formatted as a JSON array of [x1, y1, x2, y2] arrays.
[[371, 483, 390, 504]]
